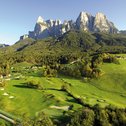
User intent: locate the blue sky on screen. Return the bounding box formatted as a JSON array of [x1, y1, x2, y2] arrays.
[[0, 0, 126, 44]]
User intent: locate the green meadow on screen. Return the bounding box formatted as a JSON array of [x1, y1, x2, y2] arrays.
[[1, 56, 126, 119]]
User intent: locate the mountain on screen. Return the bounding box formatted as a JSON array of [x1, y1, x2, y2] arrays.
[[93, 12, 118, 33], [20, 12, 118, 40], [1, 30, 126, 65], [119, 30, 126, 34], [76, 12, 94, 31], [76, 12, 117, 33], [0, 44, 9, 48]]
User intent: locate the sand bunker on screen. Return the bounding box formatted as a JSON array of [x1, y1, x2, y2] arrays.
[[50, 105, 69, 111], [0, 88, 4, 91], [9, 96, 14, 99], [3, 92, 9, 96]]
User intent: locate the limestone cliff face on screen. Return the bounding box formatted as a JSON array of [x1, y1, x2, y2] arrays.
[[21, 12, 118, 40], [46, 19, 62, 36], [93, 13, 118, 33], [34, 16, 48, 35], [29, 16, 49, 39], [93, 13, 109, 32], [61, 20, 75, 34], [76, 12, 118, 33], [29, 17, 63, 39], [76, 12, 94, 31]]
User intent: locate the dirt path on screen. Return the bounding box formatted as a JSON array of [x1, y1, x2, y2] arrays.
[[0, 113, 16, 124]]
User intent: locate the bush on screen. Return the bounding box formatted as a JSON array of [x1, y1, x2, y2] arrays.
[[68, 105, 126, 126], [33, 112, 54, 126], [0, 80, 7, 87], [68, 108, 95, 126], [26, 79, 43, 89], [103, 55, 120, 64], [61, 84, 69, 91], [21, 112, 54, 126], [92, 68, 104, 78], [41, 65, 57, 77]]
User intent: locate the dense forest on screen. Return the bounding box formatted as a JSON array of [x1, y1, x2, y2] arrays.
[[2, 105, 126, 126]]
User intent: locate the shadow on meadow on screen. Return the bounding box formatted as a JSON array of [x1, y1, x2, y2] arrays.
[[13, 83, 35, 89]]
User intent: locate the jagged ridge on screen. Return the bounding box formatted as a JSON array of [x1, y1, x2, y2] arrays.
[[20, 12, 118, 40]]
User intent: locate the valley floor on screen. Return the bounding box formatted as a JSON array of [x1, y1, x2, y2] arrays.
[[1, 55, 126, 120]]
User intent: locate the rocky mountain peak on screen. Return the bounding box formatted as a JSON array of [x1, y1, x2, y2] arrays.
[[80, 12, 91, 18], [94, 12, 108, 26], [54, 20, 62, 26], [95, 12, 106, 19], [93, 12, 109, 32], [61, 20, 72, 34], [46, 19, 54, 27], [76, 11, 94, 31], [46, 19, 62, 27], [36, 16, 44, 23], [94, 12, 118, 33]]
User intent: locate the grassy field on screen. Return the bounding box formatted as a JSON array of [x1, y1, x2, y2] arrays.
[[1, 56, 126, 119]]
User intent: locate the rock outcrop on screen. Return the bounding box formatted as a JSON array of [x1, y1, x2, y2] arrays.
[[93, 13, 117, 33], [21, 12, 118, 40], [76, 12, 94, 31], [76, 12, 118, 33], [20, 34, 29, 40], [61, 20, 75, 34], [29, 16, 49, 39], [46, 19, 62, 37]]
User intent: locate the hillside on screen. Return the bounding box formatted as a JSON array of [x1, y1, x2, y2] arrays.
[[1, 55, 126, 125], [1, 31, 126, 125], [0, 31, 126, 64]]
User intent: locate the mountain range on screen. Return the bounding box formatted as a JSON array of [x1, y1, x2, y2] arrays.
[[20, 12, 118, 40]]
